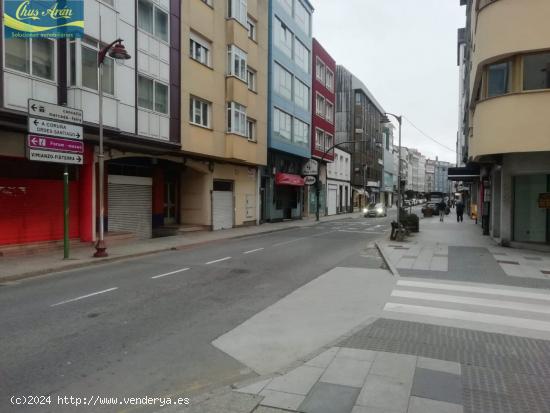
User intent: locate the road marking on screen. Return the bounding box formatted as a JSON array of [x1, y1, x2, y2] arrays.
[[151, 267, 190, 279], [392, 290, 550, 315], [205, 257, 231, 265], [273, 237, 307, 247], [384, 302, 550, 332], [51, 287, 118, 307], [397, 280, 550, 302], [243, 248, 264, 254]]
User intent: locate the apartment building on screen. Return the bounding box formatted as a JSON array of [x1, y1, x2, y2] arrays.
[[262, 0, 314, 221], [180, 0, 268, 230], [326, 148, 351, 215], [0, 0, 181, 245], [460, 0, 550, 245], [306, 38, 335, 217]]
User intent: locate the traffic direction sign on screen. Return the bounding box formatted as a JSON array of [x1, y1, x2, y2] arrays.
[[28, 117, 83, 140], [28, 149, 83, 165], [27, 134, 84, 154], [28, 99, 83, 125]]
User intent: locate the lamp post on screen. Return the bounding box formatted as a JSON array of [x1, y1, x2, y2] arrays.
[[94, 39, 131, 258], [315, 140, 362, 221], [381, 113, 402, 225]]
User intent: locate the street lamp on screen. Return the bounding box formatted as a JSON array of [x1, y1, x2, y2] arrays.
[[94, 39, 131, 258], [381, 113, 402, 225]]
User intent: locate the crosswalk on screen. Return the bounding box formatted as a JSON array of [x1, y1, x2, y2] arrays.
[[383, 278, 550, 337], [319, 220, 389, 234]]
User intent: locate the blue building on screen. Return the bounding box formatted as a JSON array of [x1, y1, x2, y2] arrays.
[[261, 0, 314, 221]]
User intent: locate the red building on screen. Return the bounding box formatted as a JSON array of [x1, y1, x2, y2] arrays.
[[306, 38, 336, 216]]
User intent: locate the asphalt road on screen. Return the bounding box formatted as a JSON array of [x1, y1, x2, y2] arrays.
[[0, 213, 395, 413]]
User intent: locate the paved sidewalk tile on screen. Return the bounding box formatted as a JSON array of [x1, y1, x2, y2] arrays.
[[417, 357, 461, 375], [185, 392, 261, 413], [355, 374, 411, 413], [259, 389, 305, 411], [351, 406, 402, 413], [299, 382, 360, 413], [266, 365, 324, 396], [411, 368, 462, 405], [408, 396, 463, 413], [337, 347, 377, 361], [369, 352, 417, 382], [254, 407, 293, 413], [320, 355, 371, 388], [305, 347, 339, 368], [235, 378, 273, 395]]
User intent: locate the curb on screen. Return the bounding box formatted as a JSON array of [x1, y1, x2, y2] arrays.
[[375, 241, 399, 277], [1, 214, 360, 283]]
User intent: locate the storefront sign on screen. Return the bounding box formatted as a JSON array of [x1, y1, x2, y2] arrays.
[[28, 117, 83, 140], [304, 176, 317, 186], [538, 193, 550, 209], [302, 159, 319, 176], [27, 134, 83, 153], [4, 0, 84, 39], [28, 99, 83, 124], [28, 148, 83, 165], [275, 173, 305, 187]]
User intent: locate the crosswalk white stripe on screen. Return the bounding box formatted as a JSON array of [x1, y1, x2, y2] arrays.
[[392, 289, 550, 315], [397, 280, 550, 302], [384, 302, 550, 332]]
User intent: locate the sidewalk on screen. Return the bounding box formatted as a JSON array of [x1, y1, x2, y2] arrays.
[[0, 212, 361, 282]]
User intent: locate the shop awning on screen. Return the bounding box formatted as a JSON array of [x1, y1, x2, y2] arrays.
[[448, 165, 480, 182], [275, 172, 305, 187]]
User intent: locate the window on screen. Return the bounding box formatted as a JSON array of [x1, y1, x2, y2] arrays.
[[227, 102, 247, 136], [523, 52, 550, 91], [316, 94, 325, 117], [247, 68, 257, 92], [326, 133, 333, 153], [325, 100, 334, 123], [278, 0, 293, 15], [487, 61, 510, 97], [293, 118, 309, 145], [294, 1, 310, 35], [190, 33, 211, 66], [316, 58, 325, 83], [274, 108, 291, 140], [227, 45, 247, 82], [228, 0, 247, 26], [247, 17, 257, 41], [274, 63, 292, 100], [294, 40, 309, 73], [138, 0, 169, 42], [202, 0, 213, 5], [80, 38, 114, 94], [101, 0, 114, 5], [5, 38, 55, 81], [247, 118, 257, 142], [274, 18, 292, 58], [138, 75, 169, 114], [325, 69, 334, 91], [190, 96, 210, 127], [315, 129, 325, 150], [294, 78, 309, 110]]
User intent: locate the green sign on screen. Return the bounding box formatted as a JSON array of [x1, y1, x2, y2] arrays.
[[4, 0, 84, 39]]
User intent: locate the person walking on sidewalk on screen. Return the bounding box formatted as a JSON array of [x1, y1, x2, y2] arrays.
[[438, 199, 447, 222], [456, 200, 465, 223]]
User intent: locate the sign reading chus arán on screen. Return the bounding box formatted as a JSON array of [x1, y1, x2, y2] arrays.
[[4, 0, 84, 39]]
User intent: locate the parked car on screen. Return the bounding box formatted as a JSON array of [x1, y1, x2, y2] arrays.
[[364, 203, 387, 217]]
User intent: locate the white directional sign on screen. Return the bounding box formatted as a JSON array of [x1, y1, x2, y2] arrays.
[[28, 117, 83, 140], [28, 99, 83, 125], [28, 149, 83, 165]]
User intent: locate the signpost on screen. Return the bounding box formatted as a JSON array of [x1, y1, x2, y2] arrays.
[[304, 176, 317, 186], [26, 100, 84, 259]]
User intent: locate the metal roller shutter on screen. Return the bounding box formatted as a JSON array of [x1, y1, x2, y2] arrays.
[[212, 191, 234, 230], [108, 175, 152, 239]]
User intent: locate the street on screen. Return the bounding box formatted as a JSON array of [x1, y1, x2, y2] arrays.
[[0, 213, 394, 413]]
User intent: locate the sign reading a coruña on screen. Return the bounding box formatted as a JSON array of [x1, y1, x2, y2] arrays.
[[4, 0, 84, 39]]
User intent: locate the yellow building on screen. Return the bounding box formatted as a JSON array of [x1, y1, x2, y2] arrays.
[[180, 0, 268, 229], [462, 0, 550, 246]]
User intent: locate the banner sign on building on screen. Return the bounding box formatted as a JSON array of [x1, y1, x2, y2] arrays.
[[302, 159, 319, 176], [4, 0, 84, 39]]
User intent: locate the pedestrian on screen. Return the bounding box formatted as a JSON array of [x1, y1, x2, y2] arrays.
[[438, 199, 446, 222], [456, 200, 465, 223]]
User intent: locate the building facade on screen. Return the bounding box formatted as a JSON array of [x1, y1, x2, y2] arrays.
[[461, 0, 550, 246], [262, 0, 314, 221], [1, 0, 182, 245], [326, 148, 351, 215], [180, 0, 268, 230], [381, 124, 395, 207], [306, 38, 335, 217]]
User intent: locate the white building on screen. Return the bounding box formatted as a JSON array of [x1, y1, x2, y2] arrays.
[[326, 148, 351, 215]]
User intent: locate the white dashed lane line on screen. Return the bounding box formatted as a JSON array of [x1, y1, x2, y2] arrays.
[[243, 248, 264, 254], [51, 287, 118, 307], [151, 267, 190, 279], [205, 257, 232, 265]]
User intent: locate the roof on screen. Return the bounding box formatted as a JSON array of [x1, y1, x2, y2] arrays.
[[350, 72, 386, 115]]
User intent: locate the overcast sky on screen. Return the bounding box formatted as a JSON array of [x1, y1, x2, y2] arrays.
[[310, 0, 465, 164]]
